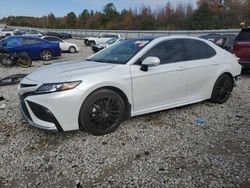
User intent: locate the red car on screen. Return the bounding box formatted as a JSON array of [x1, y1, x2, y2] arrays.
[[233, 28, 250, 69]]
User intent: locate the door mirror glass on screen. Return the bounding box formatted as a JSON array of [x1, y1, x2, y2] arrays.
[[141, 56, 160, 66]]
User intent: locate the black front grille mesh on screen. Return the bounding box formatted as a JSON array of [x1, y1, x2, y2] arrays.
[[20, 83, 37, 88], [19, 95, 32, 120]]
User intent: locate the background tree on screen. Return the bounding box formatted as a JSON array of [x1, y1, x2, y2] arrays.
[[79, 9, 89, 28], [1, 1, 249, 30], [66, 12, 77, 28], [48, 13, 58, 28], [190, 3, 214, 29]]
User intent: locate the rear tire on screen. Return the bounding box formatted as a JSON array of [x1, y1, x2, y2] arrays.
[[40, 49, 52, 61], [68, 46, 76, 53], [210, 74, 234, 104], [79, 89, 125, 136]]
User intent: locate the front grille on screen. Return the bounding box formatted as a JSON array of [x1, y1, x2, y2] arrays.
[[20, 83, 37, 88]]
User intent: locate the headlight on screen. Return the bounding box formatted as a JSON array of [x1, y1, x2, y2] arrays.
[[35, 81, 82, 94]]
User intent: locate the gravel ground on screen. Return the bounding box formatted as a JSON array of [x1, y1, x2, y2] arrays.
[[0, 39, 249, 187]]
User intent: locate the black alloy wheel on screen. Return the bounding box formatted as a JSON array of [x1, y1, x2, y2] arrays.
[[79, 89, 125, 135], [210, 74, 234, 104]]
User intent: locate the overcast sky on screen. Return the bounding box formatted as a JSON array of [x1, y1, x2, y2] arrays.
[[0, 0, 197, 19]]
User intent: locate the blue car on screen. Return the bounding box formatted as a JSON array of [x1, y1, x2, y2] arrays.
[[0, 36, 61, 61]]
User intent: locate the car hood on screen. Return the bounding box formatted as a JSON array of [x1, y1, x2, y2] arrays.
[[85, 37, 96, 40], [26, 61, 115, 83], [64, 42, 77, 47]]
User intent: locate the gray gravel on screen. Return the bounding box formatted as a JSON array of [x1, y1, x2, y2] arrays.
[[0, 39, 249, 187]]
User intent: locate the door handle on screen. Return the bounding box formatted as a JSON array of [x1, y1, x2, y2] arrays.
[[176, 66, 187, 71]]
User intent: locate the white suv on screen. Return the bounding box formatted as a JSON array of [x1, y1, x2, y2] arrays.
[[84, 33, 122, 46]]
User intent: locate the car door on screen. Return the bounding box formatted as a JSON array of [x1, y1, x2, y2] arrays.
[[130, 39, 187, 113], [183, 39, 218, 100], [20, 38, 44, 59]]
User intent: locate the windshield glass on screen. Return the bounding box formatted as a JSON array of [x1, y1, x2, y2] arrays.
[[88, 39, 152, 64], [107, 38, 116, 45]]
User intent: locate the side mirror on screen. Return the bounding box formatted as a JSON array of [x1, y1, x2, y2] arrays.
[[140, 56, 160, 72]]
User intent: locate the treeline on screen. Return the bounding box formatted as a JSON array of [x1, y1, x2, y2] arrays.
[[1, 0, 250, 30]]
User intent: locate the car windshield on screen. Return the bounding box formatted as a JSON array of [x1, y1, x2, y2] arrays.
[[88, 39, 152, 64], [106, 38, 116, 45]]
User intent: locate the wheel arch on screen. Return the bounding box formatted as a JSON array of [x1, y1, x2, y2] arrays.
[[215, 71, 234, 84], [78, 85, 131, 130], [101, 86, 131, 120], [68, 46, 76, 52], [40, 48, 52, 54], [210, 71, 234, 98]]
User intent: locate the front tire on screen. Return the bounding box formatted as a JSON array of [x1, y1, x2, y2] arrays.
[[18, 54, 32, 68], [79, 89, 125, 136], [40, 49, 52, 61], [210, 74, 234, 104], [88, 41, 95, 47]]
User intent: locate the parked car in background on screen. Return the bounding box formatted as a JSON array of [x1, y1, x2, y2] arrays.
[[41, 36, 78, 53], [46, 32, 63, 39], [23, 30, 44, 37], [59, 32, 72, 39], [14, 29, 26, 36], [0, 36, 61, 61], [92, 38, 125, 53], [199, 33, 221, 42], [84, 33, 122, 46], [18, 36, 241, 135], [214, 34, 236, 52], [0, 28, 14, 38], [232, 28, 250, 70]]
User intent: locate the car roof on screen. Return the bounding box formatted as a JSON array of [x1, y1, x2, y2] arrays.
[[42, 35, 61, 39], [7, 35, 41, 39], [242, 27, 250, 32], [135, 35, 210, 42]]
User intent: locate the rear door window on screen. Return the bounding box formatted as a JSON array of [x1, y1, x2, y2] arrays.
[[22, 38, 42, 45], [183, 39, 216, 61]]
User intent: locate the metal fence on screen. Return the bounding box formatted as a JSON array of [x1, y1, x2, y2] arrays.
[[9, 26, 241, 39]]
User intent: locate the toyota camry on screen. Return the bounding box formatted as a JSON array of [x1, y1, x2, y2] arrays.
[[18, 36, 241, 135]]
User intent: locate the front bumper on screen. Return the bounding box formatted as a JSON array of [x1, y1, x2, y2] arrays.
[[18, 78, 86, 132], [19, 94, 60, 131]]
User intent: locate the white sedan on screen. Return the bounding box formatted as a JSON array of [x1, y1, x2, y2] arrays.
[[41, 36, 79, 53], [18, 36, 241, 135]]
